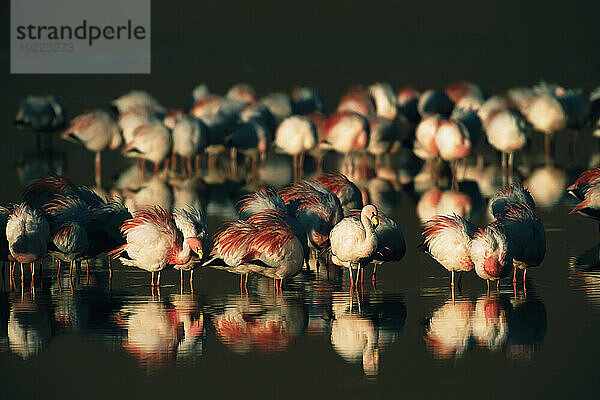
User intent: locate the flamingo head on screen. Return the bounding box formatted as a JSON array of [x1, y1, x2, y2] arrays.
[[185, 237, 204, 259], [361, 204, 379, 229]]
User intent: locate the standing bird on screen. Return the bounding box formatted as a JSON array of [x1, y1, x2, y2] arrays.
[[315, 171, 363, 215], [329, 205, 379, 285], [172, 115, 207, 177], [470, 222, 513, 291], [44, 195, 90, 276], [483, 109, 527, 181], [323, 111, 370, 171], [363, 210, 405, 282], [435, 120, 471, 186], [488, 182, 536, 220], [497, 203, 545, 285], [274, 116, 317, 181], [279, 181, 344, 263], [112, 90, 166, 115], [526, 92, 566, 158], [62, 110, 122, 185], [206, 210, 304, 290], [109, 207, 204, 286], [567, 167, 600, 203], [15, 96, 64, 132], [6, 204, 50, 281], [122, 121, 172, 175], [423, 214, 476, 287], [172, 208, 209, 289]]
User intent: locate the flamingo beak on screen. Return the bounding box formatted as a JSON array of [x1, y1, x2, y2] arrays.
[[371, 215, 379, 228], [194, 247, 203, 259]]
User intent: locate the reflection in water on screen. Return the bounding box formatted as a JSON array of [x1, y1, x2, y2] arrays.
[[569, 245, 600, 312], [330, 291, 406, 377], [426, 294, 546, 360], [7, 291, 51, 360]]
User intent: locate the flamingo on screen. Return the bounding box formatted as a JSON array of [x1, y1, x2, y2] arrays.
[[229, 120, 271, 177], [15, 96, 64, 132], [413, 114, 443, 161], [279, 181, 344, 263], [172, 207, 209, 289], [260, 93, 293, 124], [329, 204, 379, 286], [417, 90, 454, 118], [435, 120, 472, 186], [205, 210, 304, 290], [43, 195, 90, 277], [568, 167, 600, 202], [568, 168, 600, 223], [396, 86, 421, 124], [6, 203, 50, 281], [240, 103, 276, 132], [226, 83, 256, 104], [525, 91, 566, 158], [163, 109, 185, 130], [122, 121, 172, 174], [118, 106, 159, 144], [322, 111, 370, 170], [488, 182, 536, 220], [112, 90, 166, 115], [291, 87, 324, 115], [172, 115, 207, 177], [470, 222, 513, 291], [0, 206, 13, 277], [471, 296, 508, 351], [109, 206, 204, 286], [483, 109, 526, 180], [363, 209, 405, 282], [369, 82, 398, 120], [423, 214, 476, 287], [497, 203, 546, 285], [61, 110, 122, 185], [445, 81, 485, 105], [366, 116, 402, 168], [315, 171, 363, 215], [337, 86, 375, 116], [274, 116, 317, 181]]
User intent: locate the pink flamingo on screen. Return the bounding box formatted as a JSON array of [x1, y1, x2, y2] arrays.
[[62, 110, 122, 185], [109, 207, 204, 286], [274, 116, 317, 181], [290, 87, 324, 115], [226, 83, 257, 104], [112, 90, 166, 115], [279, 181, 344, 264], [470, 222, 513, 291], [122, 121, 172, 175], [497, 203, 546, 285], [369, 83, 398, 120], [483, 109, 526, 180], [423, 214, 476, 287], [329, 205, 379, 286], [323, 111, 369, 171], [206, 210, 304, 291], [445, 81, 485, 105], [315, 171, 363, 215], [488, 182, 536, 220], [337, 86, 375, 116], [568, 168, 600, 224], [435, 119, 472, 187], [6, 203, 50, 282], [172, 207, 209, 289]]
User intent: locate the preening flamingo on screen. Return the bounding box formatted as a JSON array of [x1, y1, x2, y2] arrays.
[[279, 181, 344, 263], [110, 206, 204, 286], [206, 210, 304, 290], [329, 205, 379, 285], [62, 110, 122, 185], [6, 203, 50, 281], [488, 182, 536, 220], [315, 171, 363, 215], [112, 90, 166, 115], [497, 202, 545, 284], [423, 214, 476, 287], [568, 168, 600, 222], [470, 222, 513, 291], [172, 207, 209, 288], [483, 109, 526, 180]]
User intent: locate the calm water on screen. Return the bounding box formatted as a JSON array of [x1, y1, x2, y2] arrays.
[[2, 1, 600, 398], [1, 125, 600, 400]]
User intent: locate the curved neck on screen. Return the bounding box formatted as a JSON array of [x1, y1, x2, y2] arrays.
[[169, 238, 192, 265]]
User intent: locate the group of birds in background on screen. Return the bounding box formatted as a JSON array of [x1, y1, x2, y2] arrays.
[[10, 79, 600, 296]]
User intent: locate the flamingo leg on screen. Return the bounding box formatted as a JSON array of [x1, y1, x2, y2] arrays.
[[186, 156, 193, 178], [108, 258, 112, 278], [523, 268, 527, 288], [508, 152, 514, 183], [244, 273, 248, 289], [20, 263, 24, 278], [190, 269, 194, 293], [496, 280, 500, 292], [30, 262, 34, 280], [292, 154, 298, 182], [349, 268, 354, 288], [151, 271, 155, 286], [298, 153, 305, 180], [513, 264, 517, 283], [69, 261, 73, 277], [157, 271, 162, 286], [95, 151, 102, 186], [180, 269, 184, 289], [195, 154, 201, 172], [154, 162, 160, 175], [360, 267, 364, 285], [486, 279, 490, 294], [451, 270, 455, 287], [171, 153, 177, 172], [372, 263, 377, 283]]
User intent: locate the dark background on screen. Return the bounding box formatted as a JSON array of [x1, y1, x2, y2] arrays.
[[1, 2, 600, 399]]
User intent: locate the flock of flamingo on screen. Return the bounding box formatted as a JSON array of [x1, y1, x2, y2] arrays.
[[8, 80, 600, 296]]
